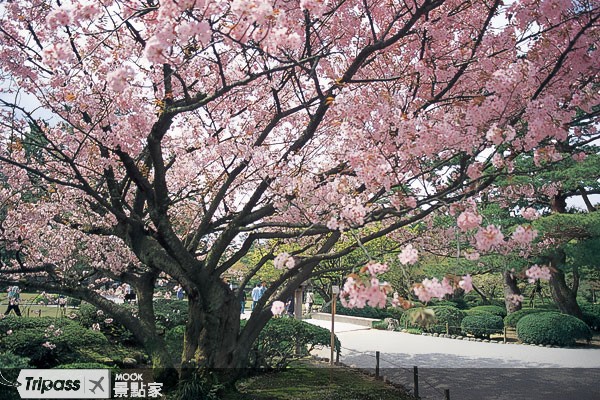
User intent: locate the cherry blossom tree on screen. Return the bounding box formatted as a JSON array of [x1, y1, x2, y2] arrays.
[[1, 0, 599, 383]]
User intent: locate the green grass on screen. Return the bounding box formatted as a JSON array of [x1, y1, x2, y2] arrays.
[[227, 359, 411, 400], [1, 292, 77, 318]]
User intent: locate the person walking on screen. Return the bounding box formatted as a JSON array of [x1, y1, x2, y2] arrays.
[[305, 290, 315, 314], [240, 290, 247, 314], [5, 286, 22, 316], [251, 283, 262, 311]]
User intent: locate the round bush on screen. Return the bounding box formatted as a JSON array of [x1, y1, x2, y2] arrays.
[[399, 308, 434, 331], [468, 305, 507, 318], [461, 312, 504, 338], [516, 312, 592, 346], [430, 306, 466, 334], [504, 308, 547, 328], [579, 303, 600, 331], [246, 317, 340, 370]]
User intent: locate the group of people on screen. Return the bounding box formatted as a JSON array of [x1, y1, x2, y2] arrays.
[[240, 282, 316, 316]]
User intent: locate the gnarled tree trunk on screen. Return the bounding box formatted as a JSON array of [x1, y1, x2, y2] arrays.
[[548, 250, 583, 319], [503, 270, 522, 314]]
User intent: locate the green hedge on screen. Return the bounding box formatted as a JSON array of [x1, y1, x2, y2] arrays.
[[579, 303, 600, 331], [461, 312, 504, 339], [321, 301, 403, 320], [429, 298, 468, 310], [504, 308, 547, 328], [246, 317, 340, 371], [398, 306, 465, 334], [153, 299, 189, 330], [165, 325, 186, 364], [468, 305, 507, 318], [76, 303, 136, 344], [516, 312, 592, 346], [0, 316, 109, 368]]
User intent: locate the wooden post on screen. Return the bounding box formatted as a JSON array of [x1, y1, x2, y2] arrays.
[[375, 351, 380, 379], [446, 322, 449, 334], [330, 285, 339, 366], [503, 326, 507, 344], [445, 388, 450, 400], [294, 288, 303, 320], [413, 366, 419, 399]]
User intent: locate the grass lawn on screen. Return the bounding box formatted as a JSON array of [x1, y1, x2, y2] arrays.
[[226, 359, 412, 400], [0, 292, 76, 318]]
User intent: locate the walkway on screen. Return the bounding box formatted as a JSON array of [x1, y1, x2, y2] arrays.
[[306, 318, 600, 400]]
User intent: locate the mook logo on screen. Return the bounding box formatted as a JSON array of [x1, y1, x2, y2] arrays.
[[16, 369, 110, 399]]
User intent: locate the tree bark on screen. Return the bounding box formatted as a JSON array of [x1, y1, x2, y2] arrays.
[[503, 270, 522, 314], [134, 276, 179, 388], [547, 250, 583, 319]]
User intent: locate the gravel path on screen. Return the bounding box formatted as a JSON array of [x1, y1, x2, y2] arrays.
[[306, 319, 600, 400]]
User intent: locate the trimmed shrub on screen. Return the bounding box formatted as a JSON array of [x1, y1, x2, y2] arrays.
[[504, 308, 547, 328], [429, 306, 466, 334], [153, 299, 189, 330], [165, 325, 186, 363], [0, 316, 109, 368], [246, 317, 340, 371], [75, 303, 136, 344], [399, 306, 465, 334], [579, 303, 600, 331], [461, 312, 504, 339], [516, 312, 592, 346], [430, 298, 468, 310], [468, 305, 507, 318], [399, 308, 431, 331], [320, 301, 403, 320]]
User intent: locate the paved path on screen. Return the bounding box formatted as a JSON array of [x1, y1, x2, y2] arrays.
[[306, 319, 600, 400]]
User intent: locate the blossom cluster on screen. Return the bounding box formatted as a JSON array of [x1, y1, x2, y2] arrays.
[[525, 264, 552, 283], [273, 252, 296, 270], [398, 244, 419, 265], [339, 262, 393, 309], [413, 274, 473, 303], [271, 300, 286, 316]]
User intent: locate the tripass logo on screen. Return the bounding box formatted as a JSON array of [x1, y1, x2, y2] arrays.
[[16, 369, 110, 399]]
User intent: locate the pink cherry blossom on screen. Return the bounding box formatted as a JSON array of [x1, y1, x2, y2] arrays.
[[507, 294, 524, 306], [525, 265, 552, 283], [273, 252, 295, 270], [457, 210, 483, 232], [398, 244, 418, 265], [511, 225, 538, 244], [459, 275, 473, 293], [271, 300, 286, 316], [520, 208, 540, 221], [474, 225, 504, 252]]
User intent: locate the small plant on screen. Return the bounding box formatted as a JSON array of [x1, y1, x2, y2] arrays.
[[372, 320, 389, 330], [461, 312, 504, 339], [516, 312, 592, 346]]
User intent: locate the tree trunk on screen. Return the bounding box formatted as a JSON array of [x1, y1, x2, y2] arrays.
[[135, 277, 179, 388], [548, 251, 583, 319], [181, 278, 249, 384], [503, 270, 522, 314]]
